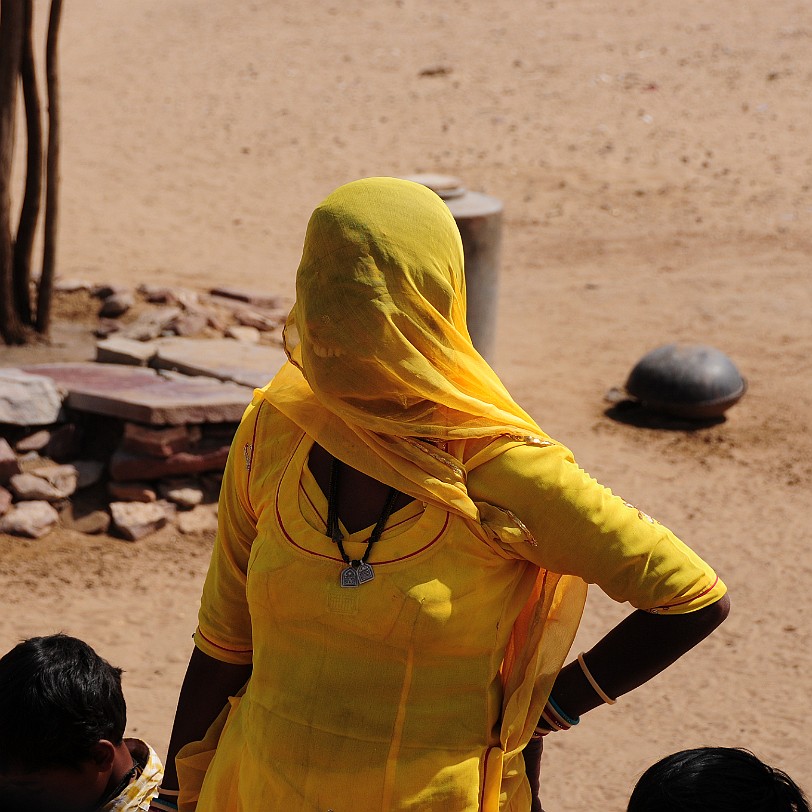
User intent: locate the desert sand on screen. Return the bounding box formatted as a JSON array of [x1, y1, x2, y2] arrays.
[[1, 1, 811, 808]]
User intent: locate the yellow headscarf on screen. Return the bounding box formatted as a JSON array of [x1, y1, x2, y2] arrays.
[[197, 179, 586, 810], [262, 176, 551, 520]]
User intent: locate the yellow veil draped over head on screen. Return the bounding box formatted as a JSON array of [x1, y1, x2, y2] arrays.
[[261, 179, 587, 804], [262, 176, 551, 520]]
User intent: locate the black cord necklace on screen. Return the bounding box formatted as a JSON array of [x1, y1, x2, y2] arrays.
[[93, 765, 138, 810], [326, 456, 399, 587]]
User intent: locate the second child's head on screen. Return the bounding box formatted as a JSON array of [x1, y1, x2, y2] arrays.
[[0, 634, 128, 812], [628, 747, 810, 812]]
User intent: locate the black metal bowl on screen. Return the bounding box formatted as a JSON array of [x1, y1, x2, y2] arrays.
[[625, 344, 746, 419]]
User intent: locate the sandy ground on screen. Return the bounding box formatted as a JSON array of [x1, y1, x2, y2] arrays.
[[2, 1, 811, 808]]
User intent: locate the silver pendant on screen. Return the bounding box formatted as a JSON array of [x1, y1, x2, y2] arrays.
[[340, 566, 360, 588], [356, 561, 375, 584], [340, 561, 375, 588]]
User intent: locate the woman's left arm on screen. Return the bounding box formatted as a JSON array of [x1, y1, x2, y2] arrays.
[[525, 596, 728, 812], [547, 593, 730, 719]]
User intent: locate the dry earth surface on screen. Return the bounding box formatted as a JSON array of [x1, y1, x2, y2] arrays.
[[1, 1, 811, 809]]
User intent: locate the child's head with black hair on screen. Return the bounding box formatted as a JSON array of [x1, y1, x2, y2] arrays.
[[0, 634, 133, 812], [628, 747, 810, 812]]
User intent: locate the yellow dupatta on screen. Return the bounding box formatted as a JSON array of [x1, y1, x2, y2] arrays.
[[265, 177, 545, 512], [260, 177, 586, 808]]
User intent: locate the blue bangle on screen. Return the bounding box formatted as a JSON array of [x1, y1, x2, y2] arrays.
[[547, 695, 580, 726]]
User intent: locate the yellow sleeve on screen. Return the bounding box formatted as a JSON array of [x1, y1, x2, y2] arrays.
[[467, 441, 726, 614], [194, 400, 262, 665]]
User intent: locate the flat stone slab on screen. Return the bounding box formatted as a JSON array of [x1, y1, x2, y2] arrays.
[[0, 369, 63, 426], [209, 286, 284, 310], [151, 338, 287, 389], [108, 442, 230, 481], [117, 306, 182, 341], [20, 363, 254, 426], [0, 500, 59, 538], [176, 504, 218, 535], [109, 500, 169, 541], [10, 464, 78, 501], [96, 336, 158, 366]]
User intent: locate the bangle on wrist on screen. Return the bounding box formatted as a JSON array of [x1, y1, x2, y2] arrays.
[[547, 695, 580, 727], [576, 652, 617, 705]]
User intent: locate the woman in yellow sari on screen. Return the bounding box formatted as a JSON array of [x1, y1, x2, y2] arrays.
[[153, 177, 728, 812]]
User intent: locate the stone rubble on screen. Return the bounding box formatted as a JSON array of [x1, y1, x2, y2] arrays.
[[0, 486, 11, 516], [159, 478, 205, 509], [109, 500, 170, 541], [9, 464, 79, 501], [0, 369, 63, 426], [0, 500, 60, 538], [62, 507, 111, 535], [0, 439, 20, 483], [0, 282, 291, 542], [15, 429, 51, 453], [176, 505, 219, 536], [225, 325, 262, 344], [107, 481, 158, 503], [99, 290, 136, 318]]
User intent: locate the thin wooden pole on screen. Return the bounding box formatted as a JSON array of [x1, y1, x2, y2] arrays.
[[36, 0, 63, 335], [13, 0, 42, 328], [0, 0, 26, 345]]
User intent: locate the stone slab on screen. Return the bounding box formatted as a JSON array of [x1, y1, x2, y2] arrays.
[[209, 287, 284, 310], [20, 363, 253, 426], [232, 307, 283, 332], [10, 465, 78, 501], [109, 500, 168, 541], [62, 507, 111, 535], [225, 325, 261, 344], [96, 336, 158, 366], [151, 338, 287, 389], [0, 485, 11, 515], [0, 369, 64, 426], [176, 504, 218, 535], [108, 481, 157, 503], [118, 306, 181, 341], [15, 429, 51, 453], [0, 500, 59, 538], [109, 442, 230, 481], [0, 439, 20, 483], [122, 423, 201, 458]]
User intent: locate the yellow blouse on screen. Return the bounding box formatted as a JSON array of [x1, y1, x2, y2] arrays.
[[178, 400, 725, 812]]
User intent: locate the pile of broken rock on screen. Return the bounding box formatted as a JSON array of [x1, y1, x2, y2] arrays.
[[0, 283, 290, 541]]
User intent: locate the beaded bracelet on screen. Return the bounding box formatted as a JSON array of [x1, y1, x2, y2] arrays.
[[539, 706, 567, 732], [546, 695, 580, 727], [532, 695, 581, 738], [577, 652, 617, 705]]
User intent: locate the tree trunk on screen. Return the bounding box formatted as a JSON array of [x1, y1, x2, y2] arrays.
[[13, 0, 42, 328], [35, 0, 63, 335], [0, 0, 26, 345]]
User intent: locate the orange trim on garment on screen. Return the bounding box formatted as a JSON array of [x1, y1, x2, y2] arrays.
[[298, 480, 421, 536], [277, 493, 450, 565], [651, 574, 720, 611], [195, 627, 253, 654], [277, 433, 450, 565], [479, 745, 501, 811], [245, 401, 263, 516]]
